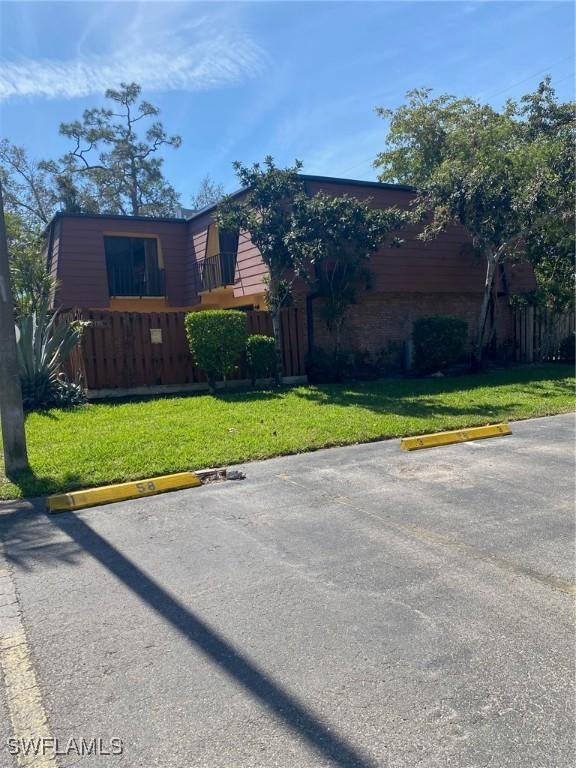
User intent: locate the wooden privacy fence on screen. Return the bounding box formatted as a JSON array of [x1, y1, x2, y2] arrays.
[[514, 306, 575, 362], [61, 308, 306, 391]]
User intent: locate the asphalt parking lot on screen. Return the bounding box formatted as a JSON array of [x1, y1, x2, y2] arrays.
[[0, 413, 574, 768]]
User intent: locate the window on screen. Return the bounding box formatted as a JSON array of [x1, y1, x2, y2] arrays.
[[104, 236, 165, 297], [218, 228, 239, 262]]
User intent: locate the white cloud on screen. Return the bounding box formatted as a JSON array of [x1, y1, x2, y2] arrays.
[[0, 18, 264, 101]]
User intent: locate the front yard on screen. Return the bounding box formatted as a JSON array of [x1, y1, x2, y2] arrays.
[[1, 364, 574, 500]]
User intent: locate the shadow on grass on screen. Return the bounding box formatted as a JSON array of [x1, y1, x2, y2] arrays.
[[290, 365, 575, 416], [24, 364, 574, 416], [215, 364, 575, 412], [4, 365, 572, 499], [2, 469, 86, 503], [0, 506, 378, 768], [293, 389, 522, 419]]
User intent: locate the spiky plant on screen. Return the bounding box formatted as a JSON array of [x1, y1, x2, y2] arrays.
[[16, 298, 85, 410]]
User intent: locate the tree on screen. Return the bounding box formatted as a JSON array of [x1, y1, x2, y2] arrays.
[[5, 211, 54, 317], [520, 81, 575, 312], [287, 193, 406, 354], [59, 82, 182, 217], [216, 157, 305, 382], [0, 141, 100, 229], [0, 180, 28, 475], [191, 175, 225, 211], [374, 78, 575, 365], [0, 140, 59, 228], [523, 220, 574, 312]]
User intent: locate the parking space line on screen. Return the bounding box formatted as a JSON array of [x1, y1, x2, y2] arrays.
[[0, 562, 58, 767]]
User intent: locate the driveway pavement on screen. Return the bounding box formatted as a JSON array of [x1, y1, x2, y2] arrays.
[[0, 413, 574, 768]]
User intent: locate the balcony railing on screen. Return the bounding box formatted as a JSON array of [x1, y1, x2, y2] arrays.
[[194, 252, 236, 292], [107, 263, 165, 297]]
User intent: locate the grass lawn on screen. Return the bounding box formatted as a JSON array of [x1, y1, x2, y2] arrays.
[[1, 364, 574, 500]]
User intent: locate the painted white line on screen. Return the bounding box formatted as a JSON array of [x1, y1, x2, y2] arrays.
[[0, 562, 57, 767]]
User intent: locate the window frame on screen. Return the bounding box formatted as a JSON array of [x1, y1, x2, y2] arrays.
[[103, 233, 165, 298]]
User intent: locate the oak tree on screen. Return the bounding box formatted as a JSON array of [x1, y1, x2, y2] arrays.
[[374, 78, 575, 364], [287, 192, 406, 354], [216, 157, 304, 382]]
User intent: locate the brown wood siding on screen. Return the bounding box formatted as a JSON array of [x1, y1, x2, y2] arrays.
[[184, 212, 212, 305], [46, 219, 62, 305], [51, 179, 537, 310], [307, 180, 540, 294], [234, 230, 267, 297], [55, 216, 188, 309], [184, 216, 269, 301], [304, 180, 487, 293], [48, 221, 60, 281], [305, 179, 415, 208], [230, 180, 487, 295]]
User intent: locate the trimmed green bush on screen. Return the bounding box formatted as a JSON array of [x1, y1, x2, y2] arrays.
[[246, 335, 276, 384], [412, 315, 468, 374], [185, 310, 247, 389]]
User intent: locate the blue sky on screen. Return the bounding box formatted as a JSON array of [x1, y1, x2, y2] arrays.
[[0, 1, 574, 205]]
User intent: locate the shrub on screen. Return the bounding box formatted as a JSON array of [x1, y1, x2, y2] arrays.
[[412, 316, 468, 374], [348, 350, 380, 380], [558, 332, 575, 362], [17, 301, 86, 411], [374, 341, 405, 376], [185, 310, 247, 389], [246, 335, 276, 383], [306, 344, 404, 384], [306, 348, 342, 384]]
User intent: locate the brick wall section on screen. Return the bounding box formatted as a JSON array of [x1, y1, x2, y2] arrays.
[[303, 289, 515, 356]]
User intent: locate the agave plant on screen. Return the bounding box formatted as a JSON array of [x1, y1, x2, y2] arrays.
[[16, 298, 86, 410]]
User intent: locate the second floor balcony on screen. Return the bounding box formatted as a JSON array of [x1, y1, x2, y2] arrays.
[[194, 252, 236, 292]]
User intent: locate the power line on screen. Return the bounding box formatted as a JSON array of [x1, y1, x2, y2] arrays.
[[329, 58, 574, 180], [485, 56, 574, 100]]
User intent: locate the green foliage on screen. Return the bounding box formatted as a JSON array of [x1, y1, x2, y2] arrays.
[[246, 335, 276, 383], [374, 78, 575, 360], [0, 141, 60, 227], [523, 220, 574, 312], [288, 193, 407, 353], [185, 310, 247, 388], [412, 316, 468, 374], [216, 156, 304, 381], [559, 333, 575, 362], [2, 365, 573, 500], [59, 82, 182, 217], [216, 156, 304, 304], [305, 348, 343, 384], [16, 300, 85, 410], [306, 342, 404, 384], [5, 211, 54, 317], [1, 83, 182, 225]]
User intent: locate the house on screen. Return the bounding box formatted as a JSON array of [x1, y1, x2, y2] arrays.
[[44, 175, 536, 387]]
